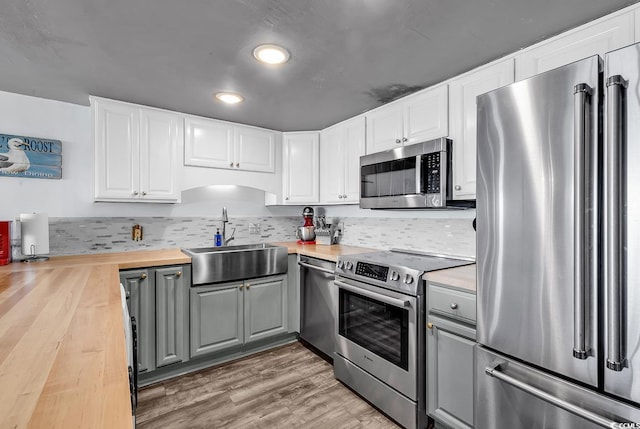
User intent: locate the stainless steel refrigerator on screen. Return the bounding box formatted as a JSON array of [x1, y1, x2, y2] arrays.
[[476, 43, 640, 427]]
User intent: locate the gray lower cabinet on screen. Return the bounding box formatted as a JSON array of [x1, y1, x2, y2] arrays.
[[427, 280, 477, 429], [190, 281, 244, 358], [120, 268, 155, 374], [244, 276, 288, 343], [427, 316, 476, 429], [190, 275, 288, 359], [155, 266, 190, 368]]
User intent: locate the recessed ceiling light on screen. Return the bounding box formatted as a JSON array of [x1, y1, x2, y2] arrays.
[[215, 92, 244, 104], [253, 44, 290, 65]]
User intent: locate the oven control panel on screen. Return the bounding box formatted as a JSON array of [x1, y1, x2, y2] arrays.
[[336, 254, 423, 296], [355, 262, 389, 282]]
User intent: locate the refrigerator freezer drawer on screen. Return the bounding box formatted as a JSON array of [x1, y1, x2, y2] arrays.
[[476, 346, 640, 428]]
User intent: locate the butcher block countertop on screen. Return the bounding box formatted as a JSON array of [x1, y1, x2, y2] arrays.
[[0, 244, 380, 429], [0, 249, 188, 429], [424, 263, 477, 293], [270, 242, 376, 262]]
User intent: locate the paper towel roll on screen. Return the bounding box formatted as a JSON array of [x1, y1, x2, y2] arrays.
[[20, 213, 49, 256]]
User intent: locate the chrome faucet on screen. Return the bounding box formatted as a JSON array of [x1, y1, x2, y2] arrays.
[[221, 207, 235, 246]]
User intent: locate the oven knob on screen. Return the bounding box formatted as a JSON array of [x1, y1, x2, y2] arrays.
[[404, 274, 414, 284], [337, 260, 344, 269], [346, 261, 354, 271], [390, 271, 400, 281]]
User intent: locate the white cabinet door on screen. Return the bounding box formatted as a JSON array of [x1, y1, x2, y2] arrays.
[[93, 99, 140, 200], [235, 126, 275, 173], [319, 126, 344, 204], [449, 59, 514, 200], [320, 116, 365, 204], [140, 109, 182, 202], [283, 132, 319, 204], [365, 102, 403, 154], [516, 12, 634, 81], [342, 116, 365, 203], [184, 116, 234, 169], [403, 85, 448, 144]]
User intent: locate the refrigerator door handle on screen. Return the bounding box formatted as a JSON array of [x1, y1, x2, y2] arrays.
[[485, 361, 620, 428], [572, 83, 593, 360], [605, 75, 627, 372]]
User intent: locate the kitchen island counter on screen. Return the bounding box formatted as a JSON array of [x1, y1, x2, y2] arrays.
[[0, 248, 189, 429]]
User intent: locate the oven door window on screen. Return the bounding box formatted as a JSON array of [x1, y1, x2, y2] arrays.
[[338, 288, 409, 370], [361, 157, 417, 198]]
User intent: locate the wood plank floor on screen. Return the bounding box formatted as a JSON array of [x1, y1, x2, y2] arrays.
[[136, 342, 401, 429]]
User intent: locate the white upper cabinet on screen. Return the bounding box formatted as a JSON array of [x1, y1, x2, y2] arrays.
[[516, 11, 635, 81], [366, 102, 404, 154], [282, 132, 319, 204], [320, 116, 366, 204], [184, 116, 233, 169], [449, 59, 514, 200], [92, 97, 182, 203], [366, 85, 448, 154], [184, 116, 275, 173]]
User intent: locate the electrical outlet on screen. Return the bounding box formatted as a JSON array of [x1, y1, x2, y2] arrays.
[[249, 223, 261, 235]]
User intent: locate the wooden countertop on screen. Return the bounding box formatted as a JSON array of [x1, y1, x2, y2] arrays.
[[0, 245, 383, 429], [424, 264, 477, 293], [270, 242, 376, 262], [0, 248, 189, 429]]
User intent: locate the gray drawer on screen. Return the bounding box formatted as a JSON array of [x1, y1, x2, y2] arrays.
[[428, 284, 476, 323]]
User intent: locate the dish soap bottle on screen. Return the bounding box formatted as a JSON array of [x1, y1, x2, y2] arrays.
[[214, 228, 222, 247]]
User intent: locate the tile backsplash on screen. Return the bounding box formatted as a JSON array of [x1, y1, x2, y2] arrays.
[[10, 215, 476, 259]]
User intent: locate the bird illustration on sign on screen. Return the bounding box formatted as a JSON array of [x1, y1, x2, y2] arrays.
[[0, 138, 31, 173], [0, 134, 62, 179]]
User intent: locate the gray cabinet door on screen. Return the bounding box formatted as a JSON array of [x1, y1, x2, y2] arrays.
[[427, 321, 475, 428], [120, 268, 155, 373], [244, 275, 288, 344], [286, 254, 300, 333], [155, 266, 189, 368], [190, 282, 244, 358]]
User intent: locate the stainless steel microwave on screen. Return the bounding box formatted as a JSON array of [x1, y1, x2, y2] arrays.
[[360, 138, 474, 209]]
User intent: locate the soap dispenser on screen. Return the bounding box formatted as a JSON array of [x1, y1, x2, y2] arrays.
[[214, 228, 222, 247]]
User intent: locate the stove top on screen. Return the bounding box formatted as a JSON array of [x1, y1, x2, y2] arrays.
[[335, 249, 474, 296]]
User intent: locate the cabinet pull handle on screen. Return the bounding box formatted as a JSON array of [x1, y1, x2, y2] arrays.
[[343, 194, 347, 199], [140, 273, 147, 280], [450, 303, 458, 310], [285, 197, 289, 201], [402, 137, 408, 142], [126, 291, 131, 299], [176, 271, 182, 277], [246, 283, 251, 289], [455, 185, 462, 191], [230, 162, 234, 167], [132, 191, 139, 196], [236, 162, 240, 168], [141, 191, 147, 196], [427, 322, 433, 329], [239, 285, 244, 290], [395, 139, 401, 144]]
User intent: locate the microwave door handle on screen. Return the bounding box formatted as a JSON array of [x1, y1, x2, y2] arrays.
[[335, 280, 410, 308], [572, 83, 593, 360], [605, 75, 627, 371]]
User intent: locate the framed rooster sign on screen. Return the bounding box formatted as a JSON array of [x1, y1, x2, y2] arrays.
[[0, 134, 62, 179]]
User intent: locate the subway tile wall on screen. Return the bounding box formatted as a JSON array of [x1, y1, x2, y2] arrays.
[[10, 216, 475, 259]]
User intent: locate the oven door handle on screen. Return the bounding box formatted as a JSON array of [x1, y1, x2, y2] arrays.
[[335, 280, 410, 308]]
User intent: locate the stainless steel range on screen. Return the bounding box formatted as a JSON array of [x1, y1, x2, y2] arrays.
[[333, 249, 473, 429]]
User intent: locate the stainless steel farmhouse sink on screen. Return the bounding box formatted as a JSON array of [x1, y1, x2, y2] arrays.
[[182, 243, 288, 286]]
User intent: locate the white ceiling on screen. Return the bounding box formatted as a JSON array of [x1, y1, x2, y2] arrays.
[[0, 0, 636, 131]]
